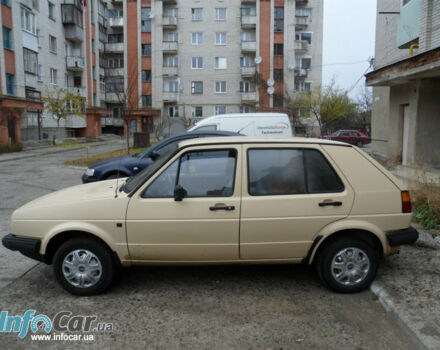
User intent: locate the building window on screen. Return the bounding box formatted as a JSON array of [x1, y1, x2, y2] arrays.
[[49, 35, 57, 53], [191, 32, 203, 45], [93, 93, 97, 106], [240, 81, 253, 92], [21, 7, 37, 35], [92, 66, 96, 80], [295, 81, 312, 92], [296, 8, 312, 18], [142, 95, 152, 107], [215, 105, 226, 115], [165, 32, 178, 42], [108, 8, 123, 18], [215, 32, 226, 45], [1, 0, 10, 6], [240, 56, 253, 67], [23, 48, 38, 74], [215, 81, 226, 93], [296, 32, 312, 44], [215, 8, 227, 21], [241, 31, 254, 42], [274, 69, 283, 81], [108, 33, 123, 43], [299, 57, 311, 69], [168, 105, 179, 117], [37, 63, 43, 81], [165, 8, 178, 17], [274, 7, 284, 32], [2, 27, 12, 50], [141, 7, 152, 32], [274, 44, 284, 56], [61, 4, 84, 27], [142, 44, 151, 56], [240, 105, 252, 113], [273, 95, 283, 108], [215, 57, 227, 69], [142, 70, 151, 82], [402, 0, 413, 5], [50, 68, 57, 85], [191, 57, 203, 69], [48, 1, 55, 20], [191, 81, 203, 94], [166, 56, 179, 67], [107, 56, 124, 68], [164, 79, 179, 92], [191, 8, 203, 21], [192, 106, 203, 118], [92, 39, 95, 52], [6, 74, 14, 95], [130, 119, 137, 133]]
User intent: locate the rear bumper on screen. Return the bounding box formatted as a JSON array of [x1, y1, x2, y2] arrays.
[[2, 234, 44, 262], [386, 226, 419, 247]]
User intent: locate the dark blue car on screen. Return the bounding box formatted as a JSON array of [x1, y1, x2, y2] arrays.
[[81, 131, 240, 183]]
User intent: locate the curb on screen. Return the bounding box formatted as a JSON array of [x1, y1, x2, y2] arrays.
[[370, 282, 427, 350]]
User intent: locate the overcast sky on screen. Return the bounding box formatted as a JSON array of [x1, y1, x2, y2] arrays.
[[322, 0, 377, 98]]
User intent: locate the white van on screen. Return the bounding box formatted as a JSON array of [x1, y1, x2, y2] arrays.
[[188, 113, 293, 137]]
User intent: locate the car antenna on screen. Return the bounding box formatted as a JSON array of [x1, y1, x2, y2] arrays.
[[237, 121, 254, 134]]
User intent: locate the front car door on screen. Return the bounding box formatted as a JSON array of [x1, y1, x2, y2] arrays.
[[239, 143, 354, 260], [126, 145, 242, 262]]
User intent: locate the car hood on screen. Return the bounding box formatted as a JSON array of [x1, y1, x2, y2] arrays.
[[12, 180, 129, 221], [90, 155, 138, 169]]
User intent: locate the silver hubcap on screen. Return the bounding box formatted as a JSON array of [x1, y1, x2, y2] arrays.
[[331, 247, 370, 286], [62, 249, 102, 288]]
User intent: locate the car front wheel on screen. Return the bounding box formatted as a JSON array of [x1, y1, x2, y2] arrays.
[[53, 238, 115, 295], [316, 238, 377, 293]]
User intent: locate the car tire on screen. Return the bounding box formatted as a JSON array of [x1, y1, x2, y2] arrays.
[[316, 238, 377, 293], [53, 237, 115, 296], [356, 141, 363, 148]]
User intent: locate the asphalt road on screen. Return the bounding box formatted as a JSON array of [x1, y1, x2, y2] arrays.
[[0, 144, 416, 349]]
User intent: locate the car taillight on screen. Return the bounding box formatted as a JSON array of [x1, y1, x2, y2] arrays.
[[401, 191, 412, 213]]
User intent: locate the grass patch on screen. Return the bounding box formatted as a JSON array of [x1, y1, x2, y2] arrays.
[[64, 147, 145, 167], [56, 138, 101, 148], [410, 177, 440, 230], [0, 143, 24, 154]]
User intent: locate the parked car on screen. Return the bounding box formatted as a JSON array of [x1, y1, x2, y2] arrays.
[[323, 130, 371, 147], [3, 137, 418, 295], [81, 130, 240, 183], [188, 113, 293, 137]]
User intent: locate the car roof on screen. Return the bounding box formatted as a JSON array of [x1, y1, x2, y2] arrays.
[[196, 113, 288, 120], [177, 136, 351, 148]]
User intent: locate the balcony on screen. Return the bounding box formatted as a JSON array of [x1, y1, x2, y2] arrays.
[[67, 86, 86, 97], [105, 68, 125, 77], [163, 41, 178, 53], [63, 25, 84, 42], [241, 91, 258, 103], [240, 66, 256, 77], [105, 42, 124, 52], [163, 66, 178, 76], [66, 56, 85, 71], [24, 73, 38, 89], [162, 16, 178, 28], [98, 41, 105, 52], [241, 15, 257, 28], [294, 40, 309, 52], [109, 16, 124, 27], [295, 0, 309, 6], [295, 16, 310, 30], [241, 41, 257, 52], [294, 68, 309, 78], [163, 91, 179, 102], [105, 92, 122, 103], [65, 114, 86, 128]]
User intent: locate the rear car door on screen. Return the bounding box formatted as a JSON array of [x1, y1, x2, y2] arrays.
[[239, 143, 354, 260], [126, 145, 242, 262]]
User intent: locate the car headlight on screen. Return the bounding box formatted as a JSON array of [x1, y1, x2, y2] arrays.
[[85, 168, 95, 176]]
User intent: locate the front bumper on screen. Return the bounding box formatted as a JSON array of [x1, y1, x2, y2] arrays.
[[82, 174, 99, 183], [2, 234, 44, 262], [386, 226, 419, 246]]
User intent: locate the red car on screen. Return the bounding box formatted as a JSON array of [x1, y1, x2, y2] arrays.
[[323, 130, 371, 147]]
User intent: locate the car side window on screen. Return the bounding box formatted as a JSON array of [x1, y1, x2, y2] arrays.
[[143, 149, 237, 198], [304, 150, 344, 193], [248, 148, 344, 196], [248, 149, 306, 196], [193, 125, 218, 132]]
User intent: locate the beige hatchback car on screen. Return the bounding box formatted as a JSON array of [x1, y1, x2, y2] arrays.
[[3, 137, 418, 295]]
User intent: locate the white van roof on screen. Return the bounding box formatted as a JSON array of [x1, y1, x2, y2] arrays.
[[200, 113, 288, 120]]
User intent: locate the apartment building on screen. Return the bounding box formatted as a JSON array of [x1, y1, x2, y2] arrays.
[[0, 0, 323, 144], [366, 0, 440, 167]]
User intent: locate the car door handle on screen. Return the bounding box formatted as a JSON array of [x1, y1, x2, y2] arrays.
[[319, 201, 343, 207], [210, 205, 235, 211]]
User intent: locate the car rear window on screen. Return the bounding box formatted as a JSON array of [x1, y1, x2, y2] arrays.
[[248, 149, 344, 196]]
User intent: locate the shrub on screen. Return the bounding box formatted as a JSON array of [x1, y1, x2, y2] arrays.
[[0, 143, 23, 154], [410, 179, 440, 230]]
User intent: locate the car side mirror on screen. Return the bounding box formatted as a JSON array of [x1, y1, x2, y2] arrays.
[[174, 185, 187, 202], [148, 151, 160, 161]]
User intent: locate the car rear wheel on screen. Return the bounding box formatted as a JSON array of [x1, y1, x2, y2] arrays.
[[316, 238, 377, 293], [53, 238, 115, 295]]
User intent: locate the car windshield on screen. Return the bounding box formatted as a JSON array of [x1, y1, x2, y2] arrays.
[[122, 144, 179, 193]]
